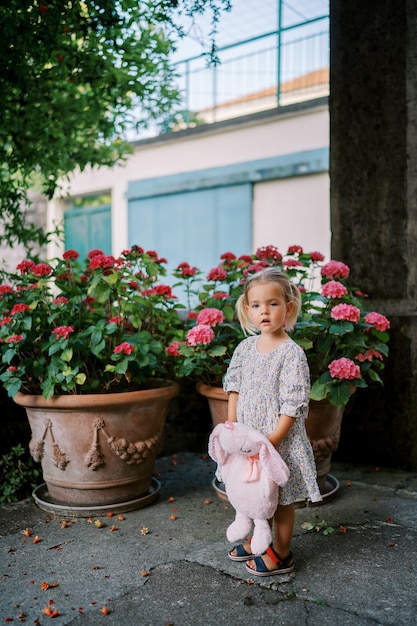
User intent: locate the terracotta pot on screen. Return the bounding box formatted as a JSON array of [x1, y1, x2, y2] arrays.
[[14, 383, 179, 509], [197, 383, 345, 498], [304, 398, 345, 494], [196, 382, 228, 428]]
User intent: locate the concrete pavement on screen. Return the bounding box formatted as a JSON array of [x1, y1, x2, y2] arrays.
[[1, 452, 417, 625]]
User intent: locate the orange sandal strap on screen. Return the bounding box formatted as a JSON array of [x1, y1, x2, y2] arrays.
[[265, 545, 282, 566]]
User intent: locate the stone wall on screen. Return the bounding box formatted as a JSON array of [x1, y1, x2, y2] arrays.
[[330, 1, 417, 469]]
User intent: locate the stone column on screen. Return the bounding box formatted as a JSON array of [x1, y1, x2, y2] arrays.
[[330, 1, 417, 468]]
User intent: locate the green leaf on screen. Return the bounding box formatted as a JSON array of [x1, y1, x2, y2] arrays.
[[75, 373, 86, 385], [61, 348, 73, 362], [327, 383, 351, 407], [310, 381, 328, 401]]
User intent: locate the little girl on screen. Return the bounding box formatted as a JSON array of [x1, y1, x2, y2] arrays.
[[223, 266, 322, 576]]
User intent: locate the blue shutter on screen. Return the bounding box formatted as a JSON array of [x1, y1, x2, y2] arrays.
[[128, 184, 252, 273], [64, 205, 112, 259]]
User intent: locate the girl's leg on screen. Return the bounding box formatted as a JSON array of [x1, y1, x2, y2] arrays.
[[246, 504, 294, 572], [273, 503, 294, 558]]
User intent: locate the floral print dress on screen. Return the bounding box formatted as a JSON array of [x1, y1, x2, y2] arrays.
[[223, 335, 322, 505]]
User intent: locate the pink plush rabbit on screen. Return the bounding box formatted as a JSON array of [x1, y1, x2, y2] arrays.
[[208, 421, 289, 555]]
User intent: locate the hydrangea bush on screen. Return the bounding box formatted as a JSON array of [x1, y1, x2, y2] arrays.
[[167, 245, 390, 408], [0, 247, 182, 399]]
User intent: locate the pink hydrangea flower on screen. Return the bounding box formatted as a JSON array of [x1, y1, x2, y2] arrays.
[[187, 324, 215, 346], [328, 358, 360, 380], [165, 341, 186, 357], [52, 326, 74, 340], [196, 308, 224, 327], [113, 342, 134, 355], [321, 281, 348, 298], [356, 349, 383, 362], [331, 303, 361, 323], [365, 312, 390, 332], [321, 260, 350, 280], [7, 334, 23, 344]]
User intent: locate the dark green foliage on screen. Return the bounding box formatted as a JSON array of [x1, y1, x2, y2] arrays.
[[0, 444, 40, 504], [0, 0, 231, 248]]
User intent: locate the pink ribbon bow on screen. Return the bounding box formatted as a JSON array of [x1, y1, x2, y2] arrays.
[[243, 454, 260, 482]]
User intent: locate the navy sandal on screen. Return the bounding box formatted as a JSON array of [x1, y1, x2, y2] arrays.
[[245, 546, 294, 576], [228, 541, 255, 562]]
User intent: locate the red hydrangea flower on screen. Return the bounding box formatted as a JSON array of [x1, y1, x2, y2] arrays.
[[89, 254, 116, 270], [207, 267, 227, 282], [16, 259, 36, 274], [33, 263, 53, 277], [10, 304, 31, 315], [255, 245, 282, 261], [309, 251, 325, 262], [108, 316, 123, 325], [243, 262, 269, 276], [220, 252, 237, 262], [53, 297, 69, 305], [287, 245, 303, 254], [0, 285, 13, 294], [87, 249, 104, 259], [176, 262, 197, 277], [238, 255, 253, 264], [63, 250, 80, 260], [328, 358, 360, 380], [187, 324, 215, 346], [283, 259, 303, 269]]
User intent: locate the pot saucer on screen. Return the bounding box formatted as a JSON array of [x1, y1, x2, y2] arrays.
[[32, 477, 161, 518]]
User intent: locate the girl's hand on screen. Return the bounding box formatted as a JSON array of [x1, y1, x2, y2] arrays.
[[268, 414, 295, 448]]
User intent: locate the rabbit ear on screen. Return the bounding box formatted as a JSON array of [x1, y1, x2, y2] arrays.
[[259, 441, 289, 486], [208, 424, 228, 466]]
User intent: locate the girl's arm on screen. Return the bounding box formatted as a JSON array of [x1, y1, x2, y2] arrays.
[[267, 414, 295, 448], [227, 391, 238, 422]]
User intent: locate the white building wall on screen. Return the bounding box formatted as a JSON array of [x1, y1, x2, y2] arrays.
[[50, 101, 330, 261]]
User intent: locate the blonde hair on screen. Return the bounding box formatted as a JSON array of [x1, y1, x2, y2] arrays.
[[236, 267, 302, 335]]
